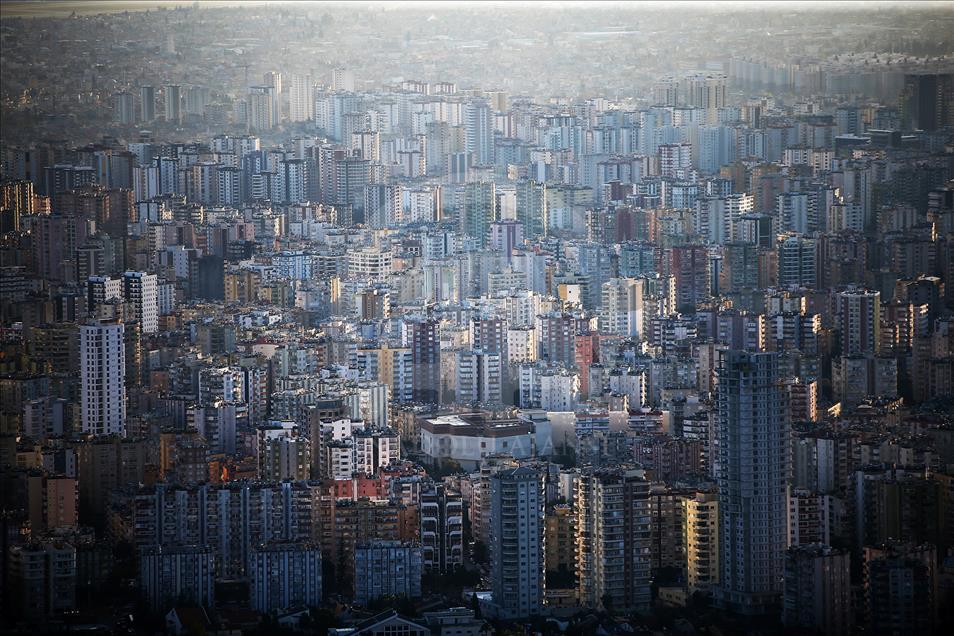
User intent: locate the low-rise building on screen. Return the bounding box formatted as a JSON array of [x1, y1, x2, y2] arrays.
[[419, 412, 533, 471]]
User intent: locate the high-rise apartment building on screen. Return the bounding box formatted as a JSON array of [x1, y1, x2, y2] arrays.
[[490, 466, 545, 619], [80, 320, 126, 436], [249, 542, 322, 613], [114, 92, 135, 125], [9, 541, 76, 621], [863, 542, 937, 635], [686, 73, 727, 112], [782, 544, 851, 636], [263, 71, 282, 127], [123, 270, 159, 333], [716, 350, 789, 615], [670, 245, 710, 312], [488, 219, 524, 259], [87, 275, 123, 313], [0, 179, 34, 233], [777, 234, 817, 287], [420, 483, 463, 574], [455, 181, 497, 248], [332, 68, 355, 92], [600, 278, 640, 337], [140, 85, 156, 122], [777, 192, 815, 234], [837, 288, 880, 356], [464, 98, 494, 165], [697, 126, 736, 173], [353, 541, 423, 606], [575, 467, 652, 614], [545, 504, 576, 577], [660, 143, 693, 178], [164, 84, 182, 124], [455, 350, 503, 406], [684, 490, 720, 594], [288, 74, 314, 122], [139, 545, 216, 612], [134, 482, 316, 580], [471, 455, 519, 546], [515, 179, 547, 238], [247, 86, 274, 132], [260, 435, 311, 481], [535, 312, 583, 366], [900, 73, 954, 131], [402, 316, 441, 405]]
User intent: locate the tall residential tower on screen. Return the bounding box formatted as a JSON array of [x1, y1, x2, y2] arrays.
[[489, 466, 545, 619], [716, 350, 790, 614]]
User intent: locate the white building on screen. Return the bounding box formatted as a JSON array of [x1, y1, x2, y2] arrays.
[[80, 320, 126, 436], [419, 413, 533, 471], [519, 365, 579, 410], [347, 381, 390, 428], [455, 350, 503, 406], [402, 185, 442, 224], [326, 440, 355, 479], [600, 277, 640, 337], [271, 250, 312, 281], [608, 369, 645, 408], [353, 428, 400, 475], [348, 247, 393, 281], [87, 276, 123, 312], [506, 327, 536, 365], [659, 142, 692, 178], [320, 417, 366, 441], [540, 371, 580, 411], [123, 271, 159, 333], [331, 68, 355, 92], [288, 74, 314, 123], [190, 401, 242, 455], [777, 192, 814, 234]]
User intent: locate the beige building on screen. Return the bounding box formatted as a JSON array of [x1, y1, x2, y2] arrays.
[[545, 504, 576, 576], [683, 490, 719, 594]]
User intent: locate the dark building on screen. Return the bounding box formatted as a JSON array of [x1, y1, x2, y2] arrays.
[[194, 255, 225, 300], [900, 73, 954, 132], [864, 542, 937, 635], [405, 317, 441, 405]]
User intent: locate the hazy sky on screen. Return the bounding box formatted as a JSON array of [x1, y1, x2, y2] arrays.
[[3, 0, 952, 18]]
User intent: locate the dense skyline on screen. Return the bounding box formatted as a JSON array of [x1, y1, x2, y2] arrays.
[[1, 1, 953, 635]]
